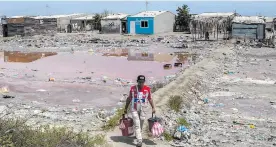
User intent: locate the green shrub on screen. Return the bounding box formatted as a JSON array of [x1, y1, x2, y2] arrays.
[[0, 118, 106, 147], [163, 131, 173, 142], [102, 108, 125, 131], [177, 118, 190, 127], [168, 95, 183, 112]]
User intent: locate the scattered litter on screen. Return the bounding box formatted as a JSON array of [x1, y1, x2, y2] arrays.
[[0, 86, 9, 94], [203, 98, 209, 104], [174, 63, 183, 67], [72, 99, 81, 103], [177, 126, 188, 132], [208, 103, 225, 107], [224, 71, 234, 75], [249, 124, 256, 129], [49, 78, 55, 82], [2, 95, 15, 99], [36, 89, 47, 92]]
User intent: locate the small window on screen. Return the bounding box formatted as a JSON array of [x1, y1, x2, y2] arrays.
[[141, 21, 148, 28]]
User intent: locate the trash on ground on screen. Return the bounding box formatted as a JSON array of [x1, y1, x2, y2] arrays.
[[163, 64, 172, 69], [2, 95, 15, 99], [0, 87, 9, 93], [177, 125, 188, 132], [203, 98, 209, 104], [249, 124, 256, 129], [49, 78, 55, 82], [36, 89, 47, 92], [72, 99, 81, 103]]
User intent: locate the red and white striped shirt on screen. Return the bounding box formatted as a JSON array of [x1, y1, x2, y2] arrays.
[[128, 85, 152, 111]]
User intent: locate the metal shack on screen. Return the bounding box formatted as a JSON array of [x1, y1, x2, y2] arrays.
[[0, 16, 3, 37], [3, 15, 58, 37], [45, 14, 85, 33], [264, 17, 275, 32], [70, 14, 95, 32], [232, 16, 266, 40], [101, 13, 129, 34], [4, 16, 39, 37], [32, 16, 57, 34], [127, 11, 176, 35]]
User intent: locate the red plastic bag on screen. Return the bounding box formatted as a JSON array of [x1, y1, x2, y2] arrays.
[[119, 114, 134, 136]]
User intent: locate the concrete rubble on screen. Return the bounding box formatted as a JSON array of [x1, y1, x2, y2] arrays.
[[154, 37, 276, 147]]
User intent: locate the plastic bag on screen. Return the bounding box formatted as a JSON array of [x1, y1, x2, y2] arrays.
[[119, 120, 125, 130], [151, 122, 164, 137]]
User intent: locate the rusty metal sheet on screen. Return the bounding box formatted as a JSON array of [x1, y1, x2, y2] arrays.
[[8, 18, 25, 24]]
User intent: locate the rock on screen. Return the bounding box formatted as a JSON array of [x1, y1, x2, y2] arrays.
[[120, 97, 126, 102], [34, 110, 42, 114], [7, 103, 13, 108], [0, 105, 7, 113], [24, 105, 31, 109]]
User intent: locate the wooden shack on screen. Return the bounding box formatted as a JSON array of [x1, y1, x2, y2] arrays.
[[190, 12, 239, 40]]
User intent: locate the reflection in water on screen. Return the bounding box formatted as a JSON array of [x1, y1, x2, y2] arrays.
[[3, 51, 57, 63]]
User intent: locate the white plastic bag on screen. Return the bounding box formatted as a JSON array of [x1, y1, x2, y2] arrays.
[[151, 122, 164, 137]]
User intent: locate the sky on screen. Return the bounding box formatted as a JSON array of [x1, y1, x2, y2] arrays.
[[0, 1, 275, 17]]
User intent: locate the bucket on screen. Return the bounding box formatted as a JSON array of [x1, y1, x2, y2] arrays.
[[148, 113, 162, 132], [120, 114, 134, 136]]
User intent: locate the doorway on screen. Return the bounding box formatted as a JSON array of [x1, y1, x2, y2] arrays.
[[67, 24, 72, 33], [2, 24, 8, 37], [130, 21, 135, 34], [121, 21, 127, 34]]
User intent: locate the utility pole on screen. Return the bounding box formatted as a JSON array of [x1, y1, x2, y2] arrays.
[[145, 0, 149, 11], [46, 4, 49, 16]]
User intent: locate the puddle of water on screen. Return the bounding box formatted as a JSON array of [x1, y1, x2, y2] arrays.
[[3, 51, 57, 63]]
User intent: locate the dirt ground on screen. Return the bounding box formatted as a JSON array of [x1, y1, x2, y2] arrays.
[[1, 32, 276, 147]]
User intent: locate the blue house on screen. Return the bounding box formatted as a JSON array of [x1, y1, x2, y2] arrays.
[[127, 11, 176, 35]]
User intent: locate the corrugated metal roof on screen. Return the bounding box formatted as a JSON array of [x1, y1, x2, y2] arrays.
[[101, 13, 129, 20], [195, 12, 235, 18], [9, 16, 27, 18], [233, 16, 265, 24], [264, 17, 274, 22], [71, 14, 96, 20], [32, 13, 84, 19], [129, 11, 171, 17]]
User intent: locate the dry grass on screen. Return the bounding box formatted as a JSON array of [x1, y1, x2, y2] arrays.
[[102, 108, 125, 131], [168, 95, 183, 112], [0, 118, 106, 147]]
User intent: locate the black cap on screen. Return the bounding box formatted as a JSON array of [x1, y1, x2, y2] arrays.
[[137, 75, 146, 82]]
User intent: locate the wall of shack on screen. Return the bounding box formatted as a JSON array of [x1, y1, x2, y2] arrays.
[[101, 19, 121, 34], [232, 23, 265, 40]]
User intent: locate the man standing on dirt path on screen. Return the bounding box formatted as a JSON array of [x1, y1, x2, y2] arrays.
[[124, 75, 156, 147]]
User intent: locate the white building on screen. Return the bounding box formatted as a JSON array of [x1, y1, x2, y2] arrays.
[[100, 13, 129, 34], [127, 11, 176, 35]]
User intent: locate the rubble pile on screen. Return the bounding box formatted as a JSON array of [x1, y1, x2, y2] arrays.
[[156, 41, 276, 146]]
